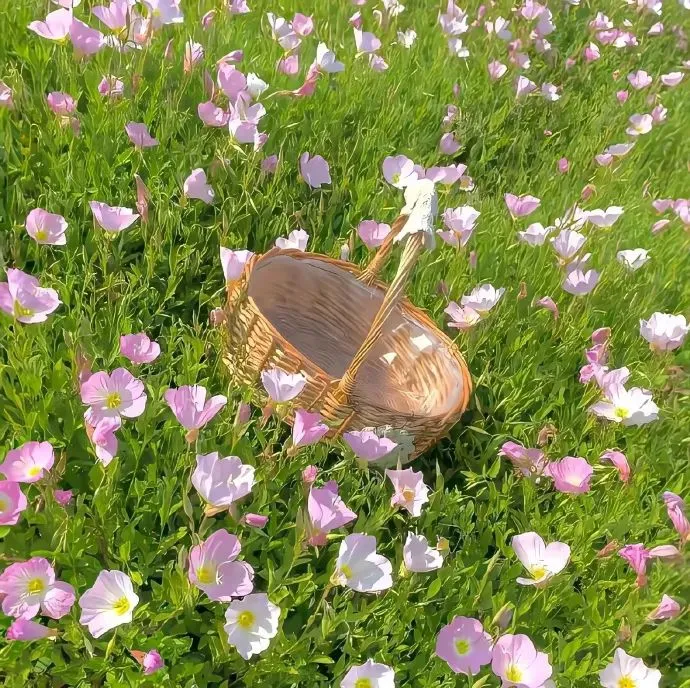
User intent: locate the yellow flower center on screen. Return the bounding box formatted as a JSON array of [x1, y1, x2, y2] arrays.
[[339, 564, 353, 580], [618, 678, 636, 688], [28, 465, 43, 478], [392, 173, 401, 184], [237, 610, 255, 629], [530, 565, 548, 580], [14, 302, 34, 318], [0, 497, 7, 513], [455, 639, 470, 655], [401, 486, 415, 502], [196, 565, 215, 585], [105, 392, 122, 409], [112, 596, 130, 615], [355, 680, 372, 688], [506, 665, 523, 683], [34, 229, 48, 241], [614, 406, 629, 420], [27, 578, 46, 595]]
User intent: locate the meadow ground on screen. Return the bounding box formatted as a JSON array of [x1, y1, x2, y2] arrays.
[[1, 0, 690, 686]]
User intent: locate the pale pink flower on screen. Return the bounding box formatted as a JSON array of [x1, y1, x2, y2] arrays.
[[86, 417, 118, 467], [492, 634, 552, 688], [651, 104, 667, 124], [228, 0, 250, 14], [6, 618, 57, 641], [275, 228, 309, 251], [499, 441, 548, 476], [0, 268, 61, 324], [142, 0, 183, 28], [403, 532, 443, 573], [512, 532, 570, 586], [369, 54, 389, 72], [53, 489, 73, 506], [358, 220, 391, 249], [518, 223, 552, 246], [440, 132, 461, 155], [639, 313, 688, 351], [349, 11, 363, 29], [217, 64, 246, 102], [515, 75, 537, 97], [444, 302, 481, 330], [436, 616, 493, 675], [188, 529, 254, 601], [385, 468, 429, 517], [192, 453, 255, 509], [302, 465, 318, 485], [0, 81, 14, 109], [119, 333, 160, 364], [89, 201, 139, 232], [627, 114, 653, 136], [461, 284, 505, 314], [266, 12, 300, 50], [292, 409, 329, 447], [78, 570, 138, 638], [278, 54, 299, 75], [46, 91, 76, 116], [595, 153, 613, 167], [647, 594, 681, 621], [164, 385, 226, 432], [292, 13, 313, 37], [587, 206, 624, 227], [299, 153, 331, 188], [0, 441, 54, 483], [98, 75, 124, 98], [0, 481, 28, 525], [261, 154, 279, 174], [617, 249, 649, 271], [131, 649, 165, 675], [600, 648, 661, 688], [651, 219, 670, 234], [332, 533, 393, 592], [134, 174, 149, 223], [0, 557, 75, 619], [69, 19, 104, 56], [184, 40, 203, 73], [25, 209, 68, 246], [488, 60, 508, 80], [220, 247, 253, 282], [616, 90, 629, 103], [590, 384, 659, 426], [224, 594, 280, 660], [441, 206, 479, 247], [505, 193, 540, 218], [260, 367, 306, 402], [92, 0, 129, 31], [628, 69, 653, 89], [557, 157, 569, 174], [81, 369, 146, 425], [307, 481, 357, 546], [562, 268, 599, 295], [663, 491, 689, 543], [382, 155, 418, 188], [544, 456, 593, 493], [551, 229, 586, 260], [125, 122, 158, 149], [341, 659, 395, 687], [183, 168, 214, 203], [28, 9, 73, 41], [648, 22, 663, 35], [583, 42, 600, 62], [600, 450, 631, 483], [343, 430, 397, 462], [535, 296, 559, 319], [661, 72, 683, 87], [354, 28, 381, 54], [201, 9, 215, 29], [541, 83, 560, 102]]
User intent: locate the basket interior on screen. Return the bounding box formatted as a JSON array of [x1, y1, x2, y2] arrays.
[[247, 254, 467, 421]]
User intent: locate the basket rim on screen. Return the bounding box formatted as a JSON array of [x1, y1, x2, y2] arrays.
[[234, 247, 473, 422]]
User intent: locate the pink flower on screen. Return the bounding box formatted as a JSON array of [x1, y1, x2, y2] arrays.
[[275, 228, 309, 251], [651, 104, 667, 124], [0, 80, 14, 109], [46, 91, 76, 116], [25, 208, 68, 245], [183, 168, 214, 203], [0, 441, 54, 483], [382, 154, 418, 188], [6, 618, 58, 641], [505, 193, 541, 218], [278, 54, 299, 75], [89, 201, 139, 232], [28, 9, 73, 41], [53, 489, 73, 506], [332, 533, 393, 592], [663, 491, 689, 543], [0, 557, 75, 619], [488, 60, 507, 80], [302, 465, 318, 485], [86, 417, 118, 467], [343, 429, 397, 462], [639, 313, 688, 351], [292, 409, 329, 447], [80, 368, 147, 424], [616, 89, 629, 104], [341, 660, 395, 688], [0, 481, 28, 525], [515, 75, 537, 97], [188, 529, 254, 601], [461, 284, 505, 314], [628, 69, 653, 89], [589, 383, 659, 426], [661, 72, 683, 87], [120, 333, 160, 364], [518, 223, 551, 246], [551, 229, 585, 260], [499, 441, 547, 476], [184, 40, 204, 73], [445, 302, 481, 330], [349, 11, 363, 29], [164, 385, 226, 434], [368, 54, 389, 72], [647, 594, 681, 621], [131, 649, 165, 675], [261, 154, 279, 174], [357, 220, 391, 249], [535, 296, 559, 319], [143, 0, 184, 28], [354, 28, 381, 54], [583, 43, 601, 63], [403, 532, 443, 573], [192, 453, 255, 509], [69, 19, 104, 56], [217, 64, 246, 102], [600, 450, 630, 483], [299, 153, 331, 188], [651, 219, 670, 234], [98, 75, 124, 98], [385, 468, 429, 516], [79, 570, 139, 638], [0, 268, 61, 324], [618, 543, 679, 586], [544, 456, 593, 493], [125, 122, 158, 149], [491, 634, 552, 688], [307, 481, 357, 546], [228, 0, 250, 14], [220, 247, 253, 282], [436, 616, 493, 675], [627, 114, 653, 136], [557, 157, 569, 174], [440, 132, 461, 154], [260, 367, 306, 402], [562, 268, 600, 295], [511, 532, 570, 586], [92, 0, 129, 31], [201, 9, 216, 29], [292, 12, 313, 36], [242, 513, 268, 528]]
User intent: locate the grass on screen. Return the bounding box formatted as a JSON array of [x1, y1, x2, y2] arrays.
[[1, 0, 689, 686]]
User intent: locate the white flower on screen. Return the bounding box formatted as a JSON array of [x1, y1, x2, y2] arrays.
[[246, 73, 268, 99], [604, 143, 635, 157], [224, 593, 280, 660], [78, 570, 139, 638], [626, 114, 653, 136], [316, 42, 344, 73], [448, 38, 469, 58], [332, 534, 393, 593], [541, 83, 560, 101], [511, 532, 570, 586], [518, 223, 553, 246], [587, 206, 624, 228], [341, 659, 395, 688], [617, 249, 649, 271], [599, 648, 661, 688], [460, 284, 505, 314], [590, 384, 659, 426], [275, 228, 309, 251], [550, 229, 586, 260], [639, 313, 689, 351], [403, 533, 443, 573], [397, 29, 417, 48]]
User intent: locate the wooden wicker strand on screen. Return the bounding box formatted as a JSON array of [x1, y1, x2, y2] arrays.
[[358, 214, 410, 286]]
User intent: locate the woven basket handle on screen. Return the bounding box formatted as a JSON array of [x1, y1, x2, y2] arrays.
[[358, 213, 410, 286]]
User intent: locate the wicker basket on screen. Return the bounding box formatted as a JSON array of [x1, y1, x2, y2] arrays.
[[223, 212, 472, 458]]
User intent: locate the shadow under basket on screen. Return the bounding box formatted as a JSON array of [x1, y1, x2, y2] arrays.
[[223, 216, 472, 458]]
